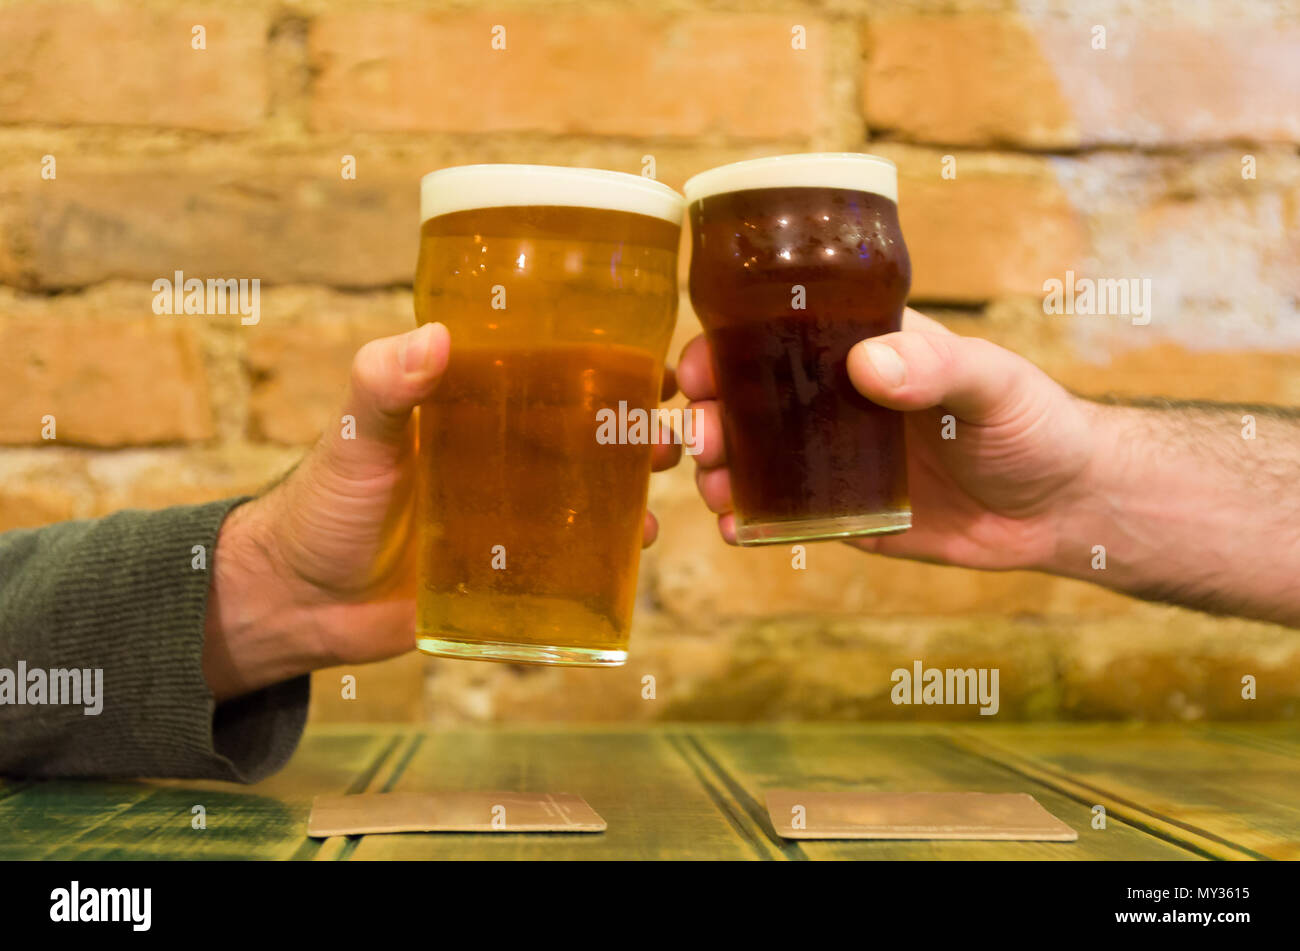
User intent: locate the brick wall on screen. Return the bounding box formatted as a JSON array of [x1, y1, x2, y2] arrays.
[[2, 0, 1298, 724]]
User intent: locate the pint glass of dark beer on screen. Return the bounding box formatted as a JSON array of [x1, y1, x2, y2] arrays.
[[413, 165, 684, 665], [685, 153, 912, 545]]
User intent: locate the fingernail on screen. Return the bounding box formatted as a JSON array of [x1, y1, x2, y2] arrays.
[[863, 341, 906, 387], [402, 324, 434, 373]]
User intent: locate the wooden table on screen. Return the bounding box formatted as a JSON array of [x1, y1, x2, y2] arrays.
[[2, 724, 1297, 860]]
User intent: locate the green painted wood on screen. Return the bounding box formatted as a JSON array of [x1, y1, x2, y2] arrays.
[[3, 724, 1294, 859], [0, 727, 403, 860], [955, 723, 1300, 860], [1206, 723, 1300, 758], [688, 724, 1202, 860], [348, 727, 768, 860], [313, 729, 426, 861]]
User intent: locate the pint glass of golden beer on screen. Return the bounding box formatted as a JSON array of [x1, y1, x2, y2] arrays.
[[413, 165, 684, 666]]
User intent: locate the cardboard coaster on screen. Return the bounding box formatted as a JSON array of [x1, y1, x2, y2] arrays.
[[765, 790, 1078, 841], [307, 791, 606, 837]]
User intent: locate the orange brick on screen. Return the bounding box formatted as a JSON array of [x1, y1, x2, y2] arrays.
[[0, 3, 268, 130], [937, 302, 1300, 408], [0, 143, 736, 293], [864, 15, 1075, 148], [0, 156, 422, 290], [1049, 344, 1300, 406], [309, 13, 831, 139], [88, 446, 298, 514], [246, 311, 408, 445], [1057, 615, 1300, 720], [1128, 192, 1300, 319], [864, 16, 1300, 148], [1288, 185, 1300, 295], [309, 653, 429, 723], [0, 482, 81, 531], [897, 163, 1088, 304], [0, 313, 214, 447], [999, 161, 1300, 346]]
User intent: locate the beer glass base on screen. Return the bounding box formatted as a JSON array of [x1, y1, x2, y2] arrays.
[[734, 510, 911, 546], [416, 634, 628, 667]]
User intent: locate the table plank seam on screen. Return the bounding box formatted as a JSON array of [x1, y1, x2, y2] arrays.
[[672, 732, 808, 861], [335, 732, 427, 861], [1205, 729, 1300, 759], [948, 731, 1265, 861], [294, 732, 411, 861], [664, 732, 783, 861], [12, 783, 188, 861]]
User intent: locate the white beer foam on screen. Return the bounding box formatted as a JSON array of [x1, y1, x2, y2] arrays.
[[683, 153, 898, 205], [421, 164, 686, 225]]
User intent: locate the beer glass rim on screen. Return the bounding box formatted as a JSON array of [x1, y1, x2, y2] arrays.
[[683, 152, 898, 205], [420, 163, 685, 226]]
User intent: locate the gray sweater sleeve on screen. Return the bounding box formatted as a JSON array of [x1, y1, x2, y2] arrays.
[[0, 497, 309, 782]]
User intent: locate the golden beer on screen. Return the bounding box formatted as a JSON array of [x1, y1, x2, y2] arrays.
[[413, 165, 684, 665]]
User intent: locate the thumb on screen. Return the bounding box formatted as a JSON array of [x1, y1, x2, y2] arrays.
[[326, 322, 451, 470], [846, 330, 1039, 423]]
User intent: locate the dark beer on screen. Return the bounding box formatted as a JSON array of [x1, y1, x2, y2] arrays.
[[686, 154, 911, 544], [414, 165, 683, 665]]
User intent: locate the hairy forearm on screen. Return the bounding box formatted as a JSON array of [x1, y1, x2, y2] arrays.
[[1047, 397, 1300, 627]]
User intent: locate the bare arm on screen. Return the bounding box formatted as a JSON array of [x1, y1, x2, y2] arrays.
[[680, 308, 1300, 629], [1051, 398, 1300, 627]]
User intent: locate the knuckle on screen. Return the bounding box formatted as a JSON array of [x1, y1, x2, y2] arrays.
[[350, 338, 387, 388], [913, 331, 959, 376]]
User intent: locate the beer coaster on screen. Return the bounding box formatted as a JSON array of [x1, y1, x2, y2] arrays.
[[307, 791, 606, 837], [764, 790, 1077, 841]]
